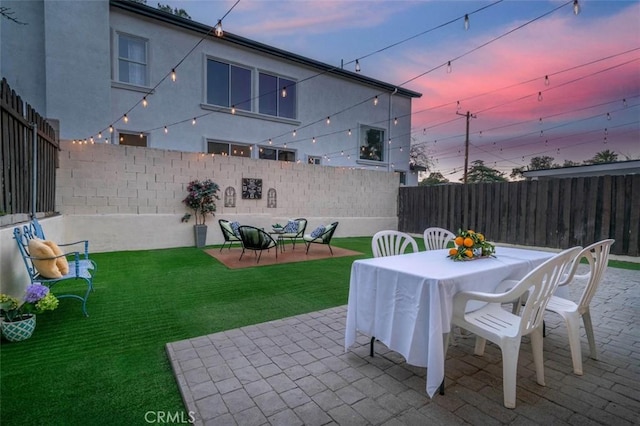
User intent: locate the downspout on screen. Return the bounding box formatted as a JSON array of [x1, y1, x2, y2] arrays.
[[31, 123, 38, 219]]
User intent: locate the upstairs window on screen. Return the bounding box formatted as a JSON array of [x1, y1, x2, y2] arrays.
[[259, 73, 296, 119], [117, 34, 148, 86], [206, 59, 251, 111], [359, 125, 385, 162]]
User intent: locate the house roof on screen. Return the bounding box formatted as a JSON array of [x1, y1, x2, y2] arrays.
[[522, 160, 640, 179], [110, 0, 422, 99]]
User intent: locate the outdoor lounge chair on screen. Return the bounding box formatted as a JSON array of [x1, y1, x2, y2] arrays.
[[29, 217, 97, 271], [237, 225, 278, 263], [279, 218, 307, 250], [304, 222, 339, 254], [218, 219, 241, 252]]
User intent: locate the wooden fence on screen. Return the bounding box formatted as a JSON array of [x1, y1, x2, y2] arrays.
[[0, 78, 58, 216], [399, 176, 640, 257]]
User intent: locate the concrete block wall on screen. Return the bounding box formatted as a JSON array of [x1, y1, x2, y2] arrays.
[[52, 141, 398, 252]]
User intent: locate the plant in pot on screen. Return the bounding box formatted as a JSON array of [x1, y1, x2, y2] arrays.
[[182, 179, 221, 248], [0, 283, 59, 342]]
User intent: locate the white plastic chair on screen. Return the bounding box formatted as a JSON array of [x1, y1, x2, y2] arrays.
[[545, 239, 614, 373], [372, 230, 418, 258], [445, 246, 581, 409], [423, 227, 455, 251]]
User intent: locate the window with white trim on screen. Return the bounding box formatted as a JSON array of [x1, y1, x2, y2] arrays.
[[207, 141, 251, 158], [258, 146, 295, 162], [117, 34, 148, 86], [259, 73, 296, 119], [308, 156, 321, 165], [206, 59, 251, 111], [359, 125, 385, 162]]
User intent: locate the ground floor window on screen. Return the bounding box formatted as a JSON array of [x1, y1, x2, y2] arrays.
[[208, 141, 251, 157], [258, 147, 295, 162], [119, 131, 147, 147], [308, 156, 321, 165]]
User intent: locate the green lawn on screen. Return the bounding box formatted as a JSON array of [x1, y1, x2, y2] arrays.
[[1, 237, 635, 425], [0, 237, 372, 425]]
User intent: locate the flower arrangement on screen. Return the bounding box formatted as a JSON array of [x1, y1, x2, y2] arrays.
[[182, 179, 221, 225], [448, 229, 496, 261], [0, 283, 59, 322]]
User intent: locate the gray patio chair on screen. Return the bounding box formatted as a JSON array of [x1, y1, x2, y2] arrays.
[[218, 219, 241, 252], [304, 222, 339, 254], [280, 218, 307, 250]]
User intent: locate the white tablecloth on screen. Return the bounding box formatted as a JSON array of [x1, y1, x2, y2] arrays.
[[344, 246, 554, 397]]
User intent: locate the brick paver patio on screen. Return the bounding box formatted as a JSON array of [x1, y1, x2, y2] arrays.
[[167, 266, 640, 425]]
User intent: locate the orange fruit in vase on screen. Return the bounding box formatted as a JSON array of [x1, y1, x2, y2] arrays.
[[477, 233, 485, 241], [465, 249, 474, 258], [449, 248, 458, 256], [467, 230, 475, 234], [463, 237, 474, 247], [454, 236, 464, 246]]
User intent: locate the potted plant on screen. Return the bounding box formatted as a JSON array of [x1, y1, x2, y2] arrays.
[[182, 179, 220, 248], [0, 283, 59, 342]]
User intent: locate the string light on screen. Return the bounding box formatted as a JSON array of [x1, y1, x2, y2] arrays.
[[90, 137, 94, 144], [373, 96, 378, 106], [164, 126, 168, 134], [604, 128, 608, 136], [214, 20, 223, 37], [312, 137, 316, 143], [192, 117, 197, 125], [355, 59, 361, 73], [606, 112, 611, 120], [623, 98, 628, 108], [341, 150, 344, 156], [326, 116, 330, 125], [98, 132, 102, 139], [447, 61, 452, 73], [231, 105, 236, 114], [281, 87, 287, 98], [348, 129, 351, 136], [142, 97, 148, 107], [394, 117, 398, 125], [573, 0, 580, 15], [464, 14, 469, 30], [140, 132, 144, 138], [388, 138, 392, 144], [171, 68, 176, 82], [456, 101, 461, 111], [292, 129, 296, 137], [123, 114, 128, 123], [109, 125, 114, 133], [544, 75, 550, 86], [268, 138, 272, 145], [537, 91, 543, 101]]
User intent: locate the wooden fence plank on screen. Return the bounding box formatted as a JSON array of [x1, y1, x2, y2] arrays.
[[628, 175, 640, 256]]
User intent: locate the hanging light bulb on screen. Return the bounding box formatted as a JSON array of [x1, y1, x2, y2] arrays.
[[348, 129, 351, 136], [312, 137, 316, 143], [283, 143, 287, 148], [604, 128, 608, 136], [373, 96, 378, 106], [139, 132, 144, 138], [123, 114, 128, 123], [326, 116, 330, 125], [388, 138, 392, 145], [539, 117, 543, 124], [98, 131, 102, 139], [573, 0, 580, 15], [394, 117, 398, 125], [604, 136, 608, 144], [479, 131, 483, 138], [399, 147, 403, 152], [171, 68, 176, 82], [545, 140, 548, 146], [423, 128, 426, 135], [268, 138, 272, 145], [606, 112, 611, 120], [456, 101, 461, 111], [281, 86, 287, 98], [540, 130, 544, 137], [90, 137, 94, 144], [341, 150, 344, 156], [105, 138, 110, 144], [231, 105, 236, 114], [164, 126, 168, 134], [192, 117, 197, 125], [142, 97, 148, 107], [355, 59, 361, 73], [447, 61, 452, 73], [464, 14, 469, 30], [544, 75, 550, 86], [109, 125, 114, 133], [537, 91, 543, 101], [214, 20, 223, 37], [292, 129, 296, 137], [623, 98, 628, 108]]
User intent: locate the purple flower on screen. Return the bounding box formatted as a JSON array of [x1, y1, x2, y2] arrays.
[[24, 283, 49, 303]]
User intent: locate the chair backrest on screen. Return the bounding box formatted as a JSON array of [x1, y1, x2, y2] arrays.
[[372, 231, 418, 257], [423, 227, 455, 250], [562, 239, 614, 314], [238, 226, 275, 250], [320, 222, 338, 243], [294, 218, 307, 237], [219, 219, 238, 241], [512, 246, 582, 336], [13, 226, 39, 280]]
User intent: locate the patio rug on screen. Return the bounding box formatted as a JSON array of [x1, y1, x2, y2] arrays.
[[204, 246, 363, 269]]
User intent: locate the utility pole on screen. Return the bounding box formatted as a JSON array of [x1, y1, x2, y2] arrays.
[[456, 111, 476, 184]]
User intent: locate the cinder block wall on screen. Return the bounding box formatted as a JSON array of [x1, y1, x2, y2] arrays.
[[53, 141, 399, 252]]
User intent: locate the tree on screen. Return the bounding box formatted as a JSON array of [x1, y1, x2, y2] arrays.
[[0, 6, 27, 24], [419, 172, 449, 186], [157, 3, 191, 19], [529, 156, 557, 170], [562, 160, 581, 167], [464, 160, 507, 183], [409, 142, 433, 171], [587, 149, 618, 164]]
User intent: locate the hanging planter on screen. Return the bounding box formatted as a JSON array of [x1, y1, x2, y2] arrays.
[[1, 314, 36, 342]]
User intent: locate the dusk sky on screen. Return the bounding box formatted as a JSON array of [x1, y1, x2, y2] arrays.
[[162, 0, 639, 180]]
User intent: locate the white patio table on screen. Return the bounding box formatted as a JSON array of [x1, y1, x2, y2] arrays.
[[344, 246, 554, 397]]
